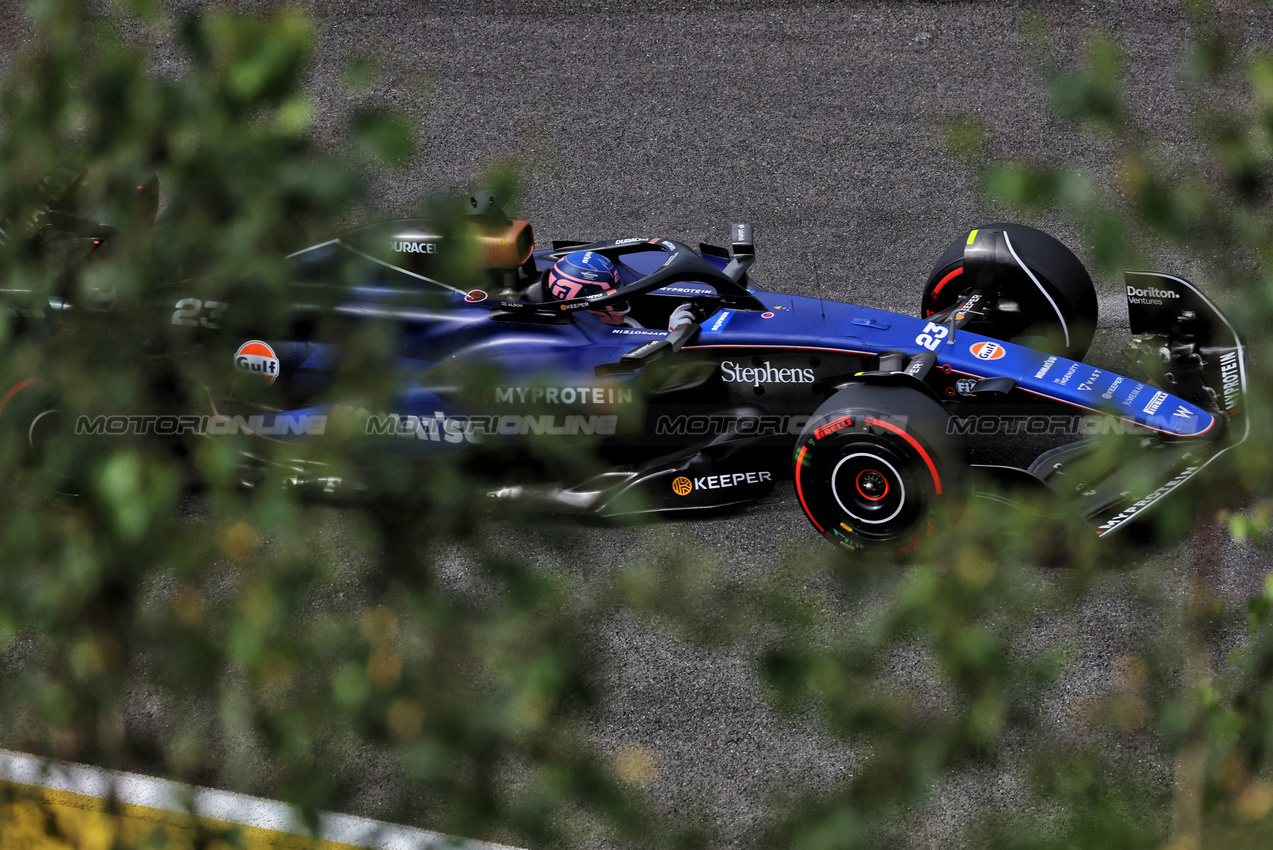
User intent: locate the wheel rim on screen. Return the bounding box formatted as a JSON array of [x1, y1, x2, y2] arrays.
[[799, 431, 930, 545], [855, 469, 889, 501], [831, 452, 904, 525]]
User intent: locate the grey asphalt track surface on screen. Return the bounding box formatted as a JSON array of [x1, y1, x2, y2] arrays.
[[8, 1, 1273, 847], [312, 3, 1271, 846], [301, 3, 1273, 846]]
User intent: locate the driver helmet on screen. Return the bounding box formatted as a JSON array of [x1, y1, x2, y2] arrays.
[[547, 251, 630, 326]]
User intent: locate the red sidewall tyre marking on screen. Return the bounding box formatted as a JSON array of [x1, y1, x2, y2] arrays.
[[864, 416, 942, 495], [0, 379, 36, 427]]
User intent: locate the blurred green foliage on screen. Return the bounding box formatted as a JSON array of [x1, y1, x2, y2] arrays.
[[0, 2, 661, 848], [5, 2, 1273, 850], [932, 2, 1273, 848]]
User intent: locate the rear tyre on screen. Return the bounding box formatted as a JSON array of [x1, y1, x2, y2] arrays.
[[793, 383, 966, 557], [921, 223, 1098, 361], [0, 381, 84, 500]]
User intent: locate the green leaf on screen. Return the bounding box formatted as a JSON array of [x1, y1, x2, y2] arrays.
[[351, 110, 416, 167]]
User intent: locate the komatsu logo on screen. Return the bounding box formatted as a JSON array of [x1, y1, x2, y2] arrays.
[[1033, 356, 1057, 379]]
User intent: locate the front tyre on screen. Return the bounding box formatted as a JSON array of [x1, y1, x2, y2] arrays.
[[921, 223, 1098, 362], [793, 384, 966, 556]]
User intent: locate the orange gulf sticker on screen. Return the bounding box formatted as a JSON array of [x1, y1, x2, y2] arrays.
[[969, 341, 1006, 361], [234, 340, 280, 384]]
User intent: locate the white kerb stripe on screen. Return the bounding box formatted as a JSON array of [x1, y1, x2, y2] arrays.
[[0, 748, 520, 850]]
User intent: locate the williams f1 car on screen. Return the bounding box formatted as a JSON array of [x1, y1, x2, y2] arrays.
[[3, 189, 1249, 555]]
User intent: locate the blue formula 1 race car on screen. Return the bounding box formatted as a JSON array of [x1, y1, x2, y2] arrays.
[[190, 198, 1246, 556], [4, 189, 1250, 555]]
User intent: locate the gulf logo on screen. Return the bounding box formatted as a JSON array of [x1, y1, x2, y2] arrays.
[[234, 340, 280, 384], [970, 341, 1006, 361]]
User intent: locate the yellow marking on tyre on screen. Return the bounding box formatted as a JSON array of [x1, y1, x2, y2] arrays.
[[967, 229, 979, 245], [840, 522, 853, 533]]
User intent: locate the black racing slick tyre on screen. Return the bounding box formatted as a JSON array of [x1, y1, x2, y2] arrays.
[[921, 223, 1098, 362], [793, 383, 967, 557], [0, 380, 82, 499]]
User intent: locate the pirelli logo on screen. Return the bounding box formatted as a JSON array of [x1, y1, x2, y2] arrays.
[[1143, 390, 1168, 415]]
